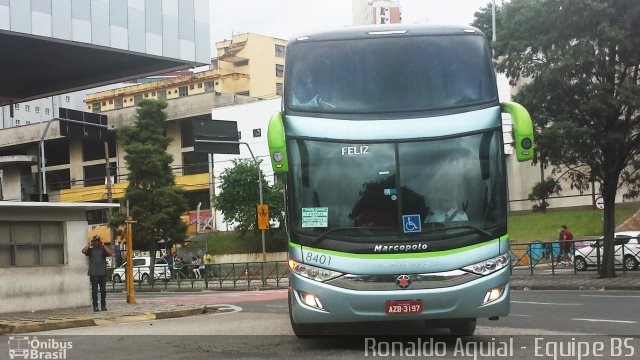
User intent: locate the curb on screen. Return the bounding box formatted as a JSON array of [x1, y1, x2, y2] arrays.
[[511, 284, 640, 291], [0, 318, 95, 335], [0, 306, 208, 335], [106, 286, 289, 293]]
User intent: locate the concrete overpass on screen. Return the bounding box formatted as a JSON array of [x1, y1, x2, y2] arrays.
[[0, 0, 210, 106]]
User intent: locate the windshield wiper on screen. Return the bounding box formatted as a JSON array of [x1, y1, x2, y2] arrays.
[[310, 227, 394, 246], [428, 225, 492, 237]]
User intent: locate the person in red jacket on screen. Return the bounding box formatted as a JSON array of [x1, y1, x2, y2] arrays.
[[558, 225, 574, 265]]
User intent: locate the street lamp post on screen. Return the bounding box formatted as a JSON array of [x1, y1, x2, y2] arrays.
[[492, 0, 497, 43], [38, 117, 108, 201], [194, 139, 266, 262]]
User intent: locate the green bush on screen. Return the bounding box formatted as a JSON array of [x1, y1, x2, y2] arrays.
[[191, 229, 287, 255]]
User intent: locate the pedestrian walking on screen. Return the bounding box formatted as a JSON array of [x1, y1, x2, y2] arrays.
[[82, 235, 113, 312], [203, 251, 213, 279], [558, 225, 574, 266], [163, 251, 174, 279]]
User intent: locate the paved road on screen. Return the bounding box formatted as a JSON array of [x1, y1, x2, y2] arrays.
[[32, 289, 640, 336], [9, 289, 637, 359]]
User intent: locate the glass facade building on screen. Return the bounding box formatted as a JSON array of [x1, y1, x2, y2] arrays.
[[0, 0, 209, 64], [0, 0, 210, 106]]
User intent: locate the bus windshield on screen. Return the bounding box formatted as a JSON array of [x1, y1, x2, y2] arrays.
[[289, 130, 506, 242], [285, 34, 497, 114]]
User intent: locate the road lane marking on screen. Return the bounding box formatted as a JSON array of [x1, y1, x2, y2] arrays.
[[579, 295, 640, 298], [507, 314, 532, 317], [512, 301, 581, 306], [572, 318, 637, 324], [265, 305, 287, 308], [208, 304, 243, 314]]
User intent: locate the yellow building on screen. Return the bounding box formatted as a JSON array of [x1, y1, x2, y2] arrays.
[[213, 33, 287, 98], [84, 33, 287, 113]]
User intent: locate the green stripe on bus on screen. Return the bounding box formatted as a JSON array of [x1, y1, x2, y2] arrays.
[[289, 235, 509, 260]]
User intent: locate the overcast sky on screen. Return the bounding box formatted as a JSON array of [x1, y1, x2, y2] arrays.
[[210, 0, 491, 46]]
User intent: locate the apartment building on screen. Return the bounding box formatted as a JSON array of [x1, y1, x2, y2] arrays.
[[84, 33, 287, 115], [212, 33, 287, 98], [353, 0, 402, 25], [0, 96, 72, 129]]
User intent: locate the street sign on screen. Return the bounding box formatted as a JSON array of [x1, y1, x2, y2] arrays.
[[402, 214, 421, 233], [192, 118, 240, 154], [594, 196, 605, 210], [58, 107, 108, 140], [257, 204, 270, 230]]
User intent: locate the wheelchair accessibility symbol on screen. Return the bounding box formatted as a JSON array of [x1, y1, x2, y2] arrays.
[[402, 215, 421, 233]]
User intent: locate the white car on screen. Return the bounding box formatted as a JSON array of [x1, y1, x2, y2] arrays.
[[574, 231, 640, 271], [111, 256, 171, 283]]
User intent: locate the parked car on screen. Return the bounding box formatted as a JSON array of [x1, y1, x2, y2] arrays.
[[574, 231, 640, 271], [112, 256, 171, 283]]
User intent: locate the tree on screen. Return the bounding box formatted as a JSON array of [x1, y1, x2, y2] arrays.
[[114, 99, 188, 279], [528, 177, 562, 213], [475, 0, 640, 278], [213, 158, 284, 234]]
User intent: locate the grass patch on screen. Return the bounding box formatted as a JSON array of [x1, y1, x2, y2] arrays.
[[189, 230, 288, 255], [508, 204, 638, 241]]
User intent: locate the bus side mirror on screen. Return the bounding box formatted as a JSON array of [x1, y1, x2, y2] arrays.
[[501, 102, 534, 162], [267, 112, 289, 172]]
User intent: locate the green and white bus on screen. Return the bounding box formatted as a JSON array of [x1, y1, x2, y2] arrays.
[[268, 24, 534, 336]]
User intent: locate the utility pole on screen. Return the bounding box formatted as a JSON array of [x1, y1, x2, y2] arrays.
[[125, 216, 136, 304], [208, 153, 217, 231], [195, 139, 266, 262], [492, 0, 497, 43], [104, 140, 116, 267]]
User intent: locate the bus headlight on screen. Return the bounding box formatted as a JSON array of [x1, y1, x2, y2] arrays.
[[483, 286, 505, 305], [463, 253, 510, 275], [288, 259, 343, 282]]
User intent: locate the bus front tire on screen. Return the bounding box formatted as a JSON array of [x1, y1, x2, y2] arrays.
[[449, 318, 476, 336]]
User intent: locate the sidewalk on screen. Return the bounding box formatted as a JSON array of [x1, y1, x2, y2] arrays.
[[0, 301, 210, 335], [510, 271, 640, 291], [1, 272, 638, 335]]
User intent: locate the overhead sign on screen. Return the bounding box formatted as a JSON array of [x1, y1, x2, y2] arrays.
[[192, 118, 240, 154], [58, 107, 108, 141], [594, 196, 605, 210], [257, 204, 270, 230]]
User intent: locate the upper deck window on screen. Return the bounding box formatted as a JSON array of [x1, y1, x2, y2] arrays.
[[286, 34, 497, 114]]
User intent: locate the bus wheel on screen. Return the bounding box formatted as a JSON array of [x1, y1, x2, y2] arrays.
[[449, 318, 476, 336], [288, 293, 319, 338]]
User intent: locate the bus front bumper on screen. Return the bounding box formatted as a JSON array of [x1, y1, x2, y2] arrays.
[[289, 266, 510, 324]]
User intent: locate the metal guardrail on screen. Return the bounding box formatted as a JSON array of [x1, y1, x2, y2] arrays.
[[108, 261, 289, 290], [510, 238, 640, 275], [106, 240, 640, 291]]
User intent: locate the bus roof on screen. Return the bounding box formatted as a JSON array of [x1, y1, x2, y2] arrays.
[[289, 24, 484, 44]]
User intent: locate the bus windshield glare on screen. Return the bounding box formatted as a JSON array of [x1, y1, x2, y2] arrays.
[[286, 34, 497, 113], [289, 130, 506, 241]]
